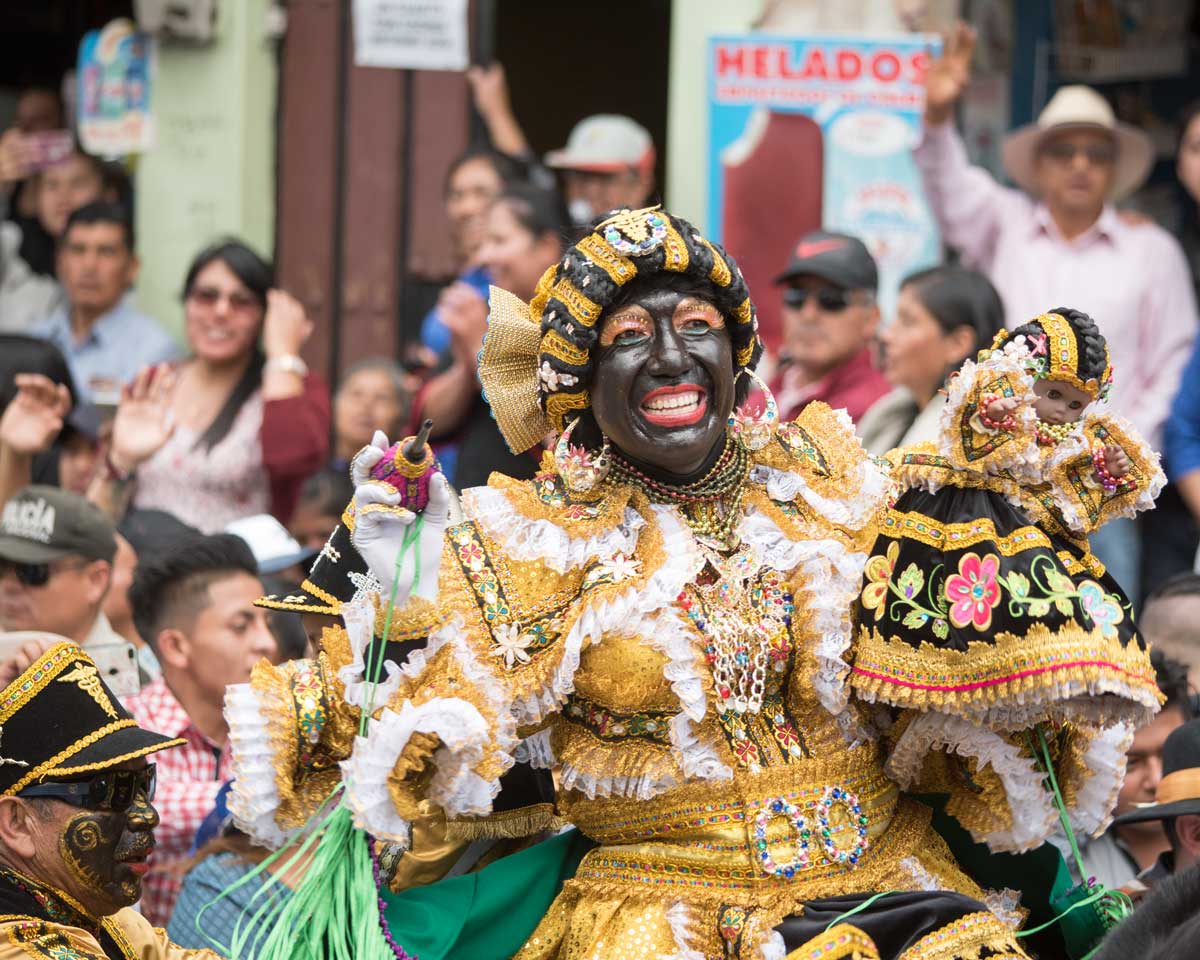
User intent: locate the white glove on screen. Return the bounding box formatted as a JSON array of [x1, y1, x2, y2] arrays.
[[349, 433, 450, 607], [349, 429, 391, 487]]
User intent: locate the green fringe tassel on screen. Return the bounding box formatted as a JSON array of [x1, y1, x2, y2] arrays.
[[198, 518, 427, 959]]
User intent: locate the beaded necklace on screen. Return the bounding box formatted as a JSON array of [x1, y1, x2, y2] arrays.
[[609, 436, 750, 547], [678, 547, 794, 716], [1035, 419, 1078, 446]]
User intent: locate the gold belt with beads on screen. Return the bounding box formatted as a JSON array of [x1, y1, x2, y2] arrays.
[[562, 744, 908, 897]]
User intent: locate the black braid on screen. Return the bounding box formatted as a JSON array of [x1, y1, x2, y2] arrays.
[[1011, 306, 1110, 383]]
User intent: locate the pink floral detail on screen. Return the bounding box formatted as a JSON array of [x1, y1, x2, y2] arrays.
[[945, 552, 1002, 631]]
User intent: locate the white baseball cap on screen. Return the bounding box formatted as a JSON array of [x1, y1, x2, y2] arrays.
[[545, 115, 656, 173], [225, 514, 316, 575]]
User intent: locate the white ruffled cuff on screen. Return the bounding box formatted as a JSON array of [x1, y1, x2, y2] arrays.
[[337, 596, 402, 710], [342, 696, 497, 845], [461, 486, 645, 573], [1065, 722, 1133, 840], [887, 711, 1058, 853], [225, 682, 289, 849]]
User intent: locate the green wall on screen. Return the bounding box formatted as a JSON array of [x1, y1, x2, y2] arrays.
[[134, 0, 276, 340], [666, 0, 762, 227]]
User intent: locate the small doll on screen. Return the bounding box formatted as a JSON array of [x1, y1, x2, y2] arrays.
[[855, 306, 1164, 754]]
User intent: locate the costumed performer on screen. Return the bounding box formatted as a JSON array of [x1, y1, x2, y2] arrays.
[[0, 640, 222, 960], [224, 209, 1154, 959]]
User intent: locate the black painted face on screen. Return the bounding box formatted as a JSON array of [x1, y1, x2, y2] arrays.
[[56, 781, 159, 914], [591, 287, 734, 481]]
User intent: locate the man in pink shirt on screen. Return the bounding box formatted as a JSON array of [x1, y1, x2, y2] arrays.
[[771, 229, 891, 425], [915, 24, 1199, 600]]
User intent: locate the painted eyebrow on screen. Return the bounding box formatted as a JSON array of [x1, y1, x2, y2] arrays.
[[599, 307, 652, 346]]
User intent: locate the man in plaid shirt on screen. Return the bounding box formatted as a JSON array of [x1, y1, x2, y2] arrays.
[[125, 533, 277, 926]]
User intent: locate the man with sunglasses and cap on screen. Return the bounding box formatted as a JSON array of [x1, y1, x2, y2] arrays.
[[771, 228, 890, 425], [0, 639, 220, 959], [1112, 718, 1200, 897], [0, 486, 137, 695]]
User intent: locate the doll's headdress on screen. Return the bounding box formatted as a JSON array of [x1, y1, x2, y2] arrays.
[[982, 307, 1113, 402]]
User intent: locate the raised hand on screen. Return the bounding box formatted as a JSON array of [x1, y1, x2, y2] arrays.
[[262, 288, 314, 360], [0, 129, 32, 186], [466, 63, 513, 123], [984, 396, 1021, 425], [925, 22, 976, 126], [349, 472, 449, 607], [109, 363, 177, 473], [0, 374, 71, 456], [439, 282, 489, 368]]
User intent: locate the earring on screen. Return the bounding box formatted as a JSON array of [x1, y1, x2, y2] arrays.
[[727, 368, 778, 451], [554, 417, 611, 493]]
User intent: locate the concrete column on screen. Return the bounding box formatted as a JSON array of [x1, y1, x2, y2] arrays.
[[134, 0, 276, 340]]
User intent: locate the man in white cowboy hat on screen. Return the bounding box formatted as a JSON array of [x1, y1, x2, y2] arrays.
[[916, 23, 1198, 600]]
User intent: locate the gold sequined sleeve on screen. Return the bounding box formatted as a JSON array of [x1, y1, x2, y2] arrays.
[[106, 909, 223, 960], [1042, 413, 1165, 535], [226, 631, 361, 848], [936, 347, 1040, 477], [337, 512, 589, 849]]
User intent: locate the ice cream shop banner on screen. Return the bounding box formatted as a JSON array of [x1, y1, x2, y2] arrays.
[[707, 34, 942, 351]]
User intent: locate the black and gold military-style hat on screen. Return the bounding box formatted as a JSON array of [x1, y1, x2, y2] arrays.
[[0, 643, 184, 797], [253, 504, 379, 617]]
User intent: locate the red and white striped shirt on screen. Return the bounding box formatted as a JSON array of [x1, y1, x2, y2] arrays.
[[124, 677, 231, 927]]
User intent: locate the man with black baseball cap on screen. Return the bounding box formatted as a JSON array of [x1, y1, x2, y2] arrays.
[[0, 639, 221, 959], [1113, 718, 1200, 893], [772, 229, 890, 424], [0, 486, 133, 689]]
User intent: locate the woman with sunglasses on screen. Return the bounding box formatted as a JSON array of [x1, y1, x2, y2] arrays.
[[858, 265, 1004, 455], [90, 240, 330, 533]]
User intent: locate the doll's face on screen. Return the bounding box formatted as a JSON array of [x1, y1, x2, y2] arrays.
[[1032, 378, 1092, 424]]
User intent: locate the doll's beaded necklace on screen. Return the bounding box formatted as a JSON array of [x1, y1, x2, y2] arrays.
[[1035, 419, 1077, 446], [609, 437, 750, 547]]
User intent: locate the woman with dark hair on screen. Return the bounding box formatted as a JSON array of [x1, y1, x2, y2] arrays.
[[859, 265, 1005, 454], [415, 181, 570, 489], [91, 239, 329, 532], [418, 148, 524, 359]]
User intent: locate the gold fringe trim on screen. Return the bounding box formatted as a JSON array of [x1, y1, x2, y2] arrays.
[[851, 620, 1160, 717], [444, 802, 563, 841], [897, 911, 1028, 960]]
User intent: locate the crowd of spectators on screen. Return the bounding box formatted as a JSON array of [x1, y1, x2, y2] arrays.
[[1, 33, 1200, 954]]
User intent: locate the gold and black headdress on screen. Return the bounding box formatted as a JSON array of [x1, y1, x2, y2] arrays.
[[479, 207, 763, 453]]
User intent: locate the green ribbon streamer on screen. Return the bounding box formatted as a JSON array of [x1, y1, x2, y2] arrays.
[[197, 512, 427, 959]]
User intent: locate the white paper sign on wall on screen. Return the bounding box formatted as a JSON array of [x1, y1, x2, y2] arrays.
[[353, 0, 469, 72]]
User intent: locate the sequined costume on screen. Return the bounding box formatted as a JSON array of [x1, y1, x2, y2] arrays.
[[224, 214, 1155, 960], [853, 322, 1163, 859]]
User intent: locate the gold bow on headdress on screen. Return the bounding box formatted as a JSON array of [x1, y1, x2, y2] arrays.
[[478, 285, 554, 454]]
